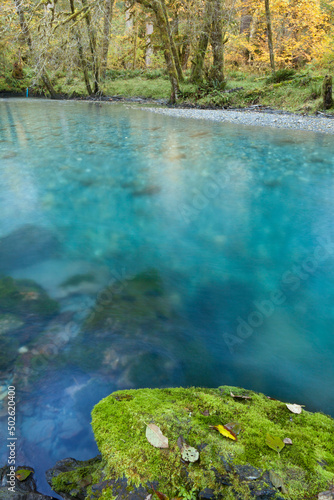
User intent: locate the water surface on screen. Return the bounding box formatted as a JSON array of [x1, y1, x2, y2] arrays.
[[0, 99, 334, 496]]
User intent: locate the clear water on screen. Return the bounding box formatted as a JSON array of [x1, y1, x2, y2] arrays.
[[1, 99, 334, 497]]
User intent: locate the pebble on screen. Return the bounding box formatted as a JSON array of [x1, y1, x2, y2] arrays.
[[144, 108, 334, 135]]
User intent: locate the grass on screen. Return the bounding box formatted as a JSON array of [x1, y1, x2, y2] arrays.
[[1, 65, 333, 115]]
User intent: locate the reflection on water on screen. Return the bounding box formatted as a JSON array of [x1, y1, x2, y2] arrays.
[[1, 99, 334, 496]]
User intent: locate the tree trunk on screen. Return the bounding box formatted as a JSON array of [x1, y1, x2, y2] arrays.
[[13, 0, 32, 49], [69, 0, 93, 95], [136, 0, 179, 102], [13, 0, 57, 98], [191, 0, 213, 83], [101, 0, 115, 79], [180, 41, 190, 71], [240, 0, 252, 62], [160, 0, 183, 81], [323, 75, 333, 110], [145, 20, 154, 67], [264, 0, 275, 73], [154, 0, 179, 101], [81, 0, 99, 93], [132, 12, 138, 69], [209, 0, 225, 83]]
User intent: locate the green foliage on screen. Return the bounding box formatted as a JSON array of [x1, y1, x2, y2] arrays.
[[266, 69, 296, 84]]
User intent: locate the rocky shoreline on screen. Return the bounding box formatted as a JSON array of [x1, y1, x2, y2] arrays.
[[144, 106, 334, 135]]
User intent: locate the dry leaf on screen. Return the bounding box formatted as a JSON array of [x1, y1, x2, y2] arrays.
[[283, 437, 293, 445], [153, 489, 168, 500], [269, 470, 288, 494], [286, 403, 303, 414], [211, 425, 237, 441], [230, 392, 251, 400], [266, 433, 285, 453], [146, 423, 168, 449]]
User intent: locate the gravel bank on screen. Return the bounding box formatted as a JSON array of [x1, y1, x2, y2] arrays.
[[144, 107, 334, 135]]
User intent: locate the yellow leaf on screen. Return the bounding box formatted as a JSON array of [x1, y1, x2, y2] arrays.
[[212, 425, 237, 441]]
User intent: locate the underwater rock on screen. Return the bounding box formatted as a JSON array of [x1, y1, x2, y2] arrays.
[[47, 385, 334, 499], [0, 464, 58, 500], [131, 185, 161, 197], [84, 269, 172, 331], [12, 259, 110, 301], [0, 276, 59, 319], [0, 313, 23, 334], [0, 224, 61, 272], [69, 269, 212, 387]]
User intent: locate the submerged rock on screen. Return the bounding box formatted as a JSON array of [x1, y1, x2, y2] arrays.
[[0, 224, 60, 272], [0, 276, 59, 319], [68, 269, 212, 388], [50, 385, 333, 500]]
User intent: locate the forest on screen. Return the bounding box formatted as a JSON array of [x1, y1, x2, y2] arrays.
[[1, 1, 334, 108]]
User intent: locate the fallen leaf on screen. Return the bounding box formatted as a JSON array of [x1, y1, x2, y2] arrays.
[[266, 433, 285, 453], [283, 437, 293, 445], [177, 435, 185, 450], [269, 470, 288, 494], [181, 443, 199, 463], [15, 469, 32, 481], [286, 403, 303, 414], [211, 425, 237, 441], [225, 422, 242, 435], [146, 423, 168, 449], [201, 409, 210, 416], [153, 488, 168, 500], [230, 392, 251, 400]]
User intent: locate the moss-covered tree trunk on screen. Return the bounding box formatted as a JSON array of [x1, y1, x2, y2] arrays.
[[136, 0, 179, 103], [160, 1, 183, 82], [69, 0, 93, 95], [264, 0, 275, 73], [323, 75, 333, 110], [191, 0, 214, 83], [101, 0, 115, 79], [209, 0, 225, 84], [81, 0, 100, 93]]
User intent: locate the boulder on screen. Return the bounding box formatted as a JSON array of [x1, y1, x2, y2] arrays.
[[0, 225, 60, 272], [47, 386, 334, 499]]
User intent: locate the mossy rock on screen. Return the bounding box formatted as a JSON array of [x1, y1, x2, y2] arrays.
[[0, 276, 59, 318], [90, 386, 334, 499], [84, 269, 173, 331]]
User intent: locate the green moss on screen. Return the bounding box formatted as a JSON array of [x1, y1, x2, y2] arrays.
[[84, 269, 172, 331], [0, 276, 59, 318], [51, 457, 103, 498], [91, 386, 334, 499]]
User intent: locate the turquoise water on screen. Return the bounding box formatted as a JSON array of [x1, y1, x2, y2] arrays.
[[1, 99, 334, 496]]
